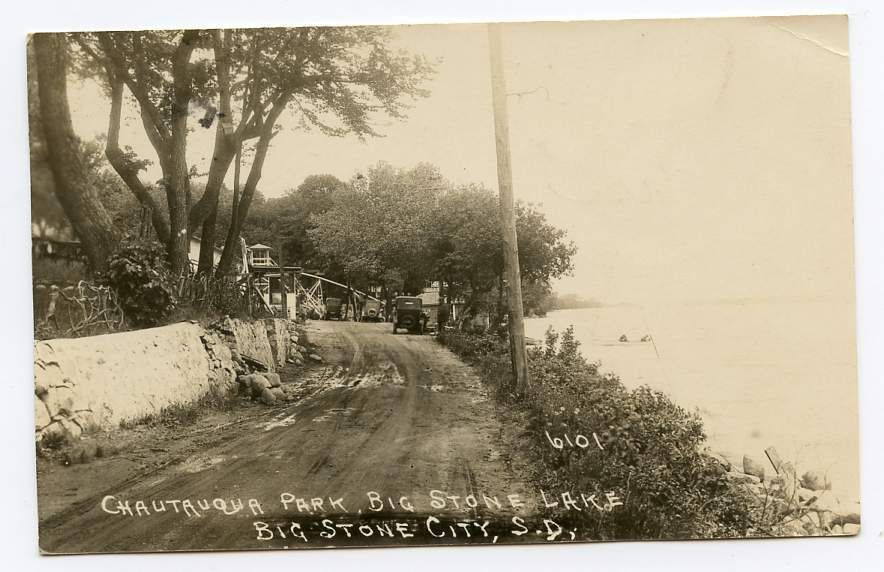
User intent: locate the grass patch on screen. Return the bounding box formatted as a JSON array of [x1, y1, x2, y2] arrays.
[[119, 386, 242, 430]]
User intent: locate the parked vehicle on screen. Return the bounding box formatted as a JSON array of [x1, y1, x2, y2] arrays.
[[392, 296, 425, 334], [324, 297, 343, 320], [361, 298, 382, 322]]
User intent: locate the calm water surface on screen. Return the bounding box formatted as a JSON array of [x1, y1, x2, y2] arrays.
[[525, 300, 858, 503]]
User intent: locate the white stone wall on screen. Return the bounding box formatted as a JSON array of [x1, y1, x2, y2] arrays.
[[33, 318, 293, 441], [34, 323, 213, 439]]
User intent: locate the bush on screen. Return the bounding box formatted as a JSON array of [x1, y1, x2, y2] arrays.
[[102, 240, 176, 327], [439, 326, 753, 540]]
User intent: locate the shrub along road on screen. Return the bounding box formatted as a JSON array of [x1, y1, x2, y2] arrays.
[[38, 321, 540, 553]]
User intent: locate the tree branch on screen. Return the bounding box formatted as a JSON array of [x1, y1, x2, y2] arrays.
[[96, 33, 170, 163], [104, 73, 171, 244]]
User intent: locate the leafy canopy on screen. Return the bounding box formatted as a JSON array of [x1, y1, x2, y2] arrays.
[[258, 162, 577, 313]]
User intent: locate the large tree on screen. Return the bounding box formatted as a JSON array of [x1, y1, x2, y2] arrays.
[[428, 184, 503, 312], [308, 162, 444, 299], [71, 30, 207, 275], [308, 163, 576, 318], [241, 174, 346, 270], [30, 34, 121, 272], [72, 27, 434, 277]]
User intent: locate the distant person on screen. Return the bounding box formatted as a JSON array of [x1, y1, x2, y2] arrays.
[[437, 301, 450, 330]]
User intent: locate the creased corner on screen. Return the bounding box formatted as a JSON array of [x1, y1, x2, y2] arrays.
[[770, 23, 848, 58]]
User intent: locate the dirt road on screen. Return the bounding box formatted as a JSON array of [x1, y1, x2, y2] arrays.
[[38, 321, 540, 553]]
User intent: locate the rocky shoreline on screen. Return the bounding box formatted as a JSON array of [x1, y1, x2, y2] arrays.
[[718, 446, 859, 536]]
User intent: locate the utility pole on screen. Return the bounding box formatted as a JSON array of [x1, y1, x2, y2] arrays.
[[488, 23, 530, 394]]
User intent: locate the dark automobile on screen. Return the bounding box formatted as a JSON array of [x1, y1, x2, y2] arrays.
[[324, 297, 343, 320], [392, 296, 425, 334], [361, 298, 382, 322]]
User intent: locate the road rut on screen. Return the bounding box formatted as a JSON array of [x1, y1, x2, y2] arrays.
[[39, 321, 536, 553]]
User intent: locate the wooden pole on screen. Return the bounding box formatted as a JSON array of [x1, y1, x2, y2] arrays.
[[277, 236, 287, 319], [488, 23, 530, 394], [246, 274, 253, 317]]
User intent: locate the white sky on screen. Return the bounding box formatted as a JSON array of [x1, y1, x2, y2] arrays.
[[69, 16, 853, 305]]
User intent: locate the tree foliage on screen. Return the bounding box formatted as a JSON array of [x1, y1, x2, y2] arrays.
[[254, 162, 577, 318], [67, 27, 434, 275], [242, 174, 346, 270], [102, 240, 176, 326], [308, 163, 442, 295]]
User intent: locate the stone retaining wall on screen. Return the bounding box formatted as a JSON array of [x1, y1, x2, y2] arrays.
[[264, 318, 290, 369], [34, 317, 295, 441]]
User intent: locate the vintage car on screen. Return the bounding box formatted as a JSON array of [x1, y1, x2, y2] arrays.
[[361, 298, 382, 322], [323, 297, 343, 320], [392, 296, 425, 334]]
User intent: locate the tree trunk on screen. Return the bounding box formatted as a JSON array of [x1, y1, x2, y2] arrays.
[[215, 142, 243, 277], [195, 30, 236, 274], [497, 274, 506, 326], [32, 33, 120, 273], [215, 208, 242, 277], [195, 130, 234, 274], [197, 203, 220, 275], [165, 135, 190, 276], [216, 101, 286, 276], [165, 31, 199, 277], [104, 76, 171, 245]]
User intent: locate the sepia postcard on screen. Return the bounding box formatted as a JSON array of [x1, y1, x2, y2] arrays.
[[29, 15, 858, 554]]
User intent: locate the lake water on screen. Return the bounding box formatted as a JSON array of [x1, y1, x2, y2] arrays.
[[524, 300, 859, 504]]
